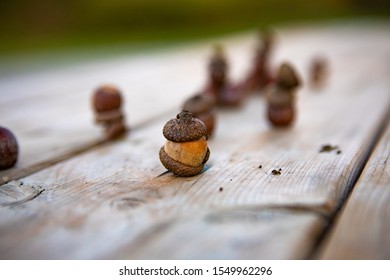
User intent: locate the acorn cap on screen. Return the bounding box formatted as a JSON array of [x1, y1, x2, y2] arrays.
[[93, 85, 122, 112], [163, 110, 208, 142], [159, 146, 209, 176], [182, 93, 216, 115], [276, 63, 301, 89]]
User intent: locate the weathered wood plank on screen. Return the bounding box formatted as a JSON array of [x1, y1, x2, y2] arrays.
[[0, 22, 389, 259], [0, 91, 387, 259], [0, 40, 227, 183], [112, 208, 324, 260], [317, 119, 390, 259], [0, 116, 326, 259]]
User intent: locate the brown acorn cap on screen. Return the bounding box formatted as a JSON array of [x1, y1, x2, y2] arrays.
[[163, 110, 208, 142], [159, 146, 209, 176], [182, 93, 216, 115], [93, 85, 122, 112], [276, 63, 301, 89]]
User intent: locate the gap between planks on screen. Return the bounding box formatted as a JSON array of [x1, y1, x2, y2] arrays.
[[306, 100, 390, 259], [318, 111, 390, 259]]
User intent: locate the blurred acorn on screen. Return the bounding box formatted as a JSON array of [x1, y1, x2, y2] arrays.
[[242, 29, 275, 93], [204, 44, 243, 107], [92, 85, 127, 140], [0, 126, 19, 170], [267, 62, 301, 127], [276, 63, 301, 89]]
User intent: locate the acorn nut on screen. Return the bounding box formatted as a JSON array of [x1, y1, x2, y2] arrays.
[[0, 126, 19, 169], [159, 110, 210, 176], [93, 85, 122, 112], [242, 29, 275, 93], [205, 45, 243, 107], [92, 85, 126, 139], [267, 62, 301, 127]]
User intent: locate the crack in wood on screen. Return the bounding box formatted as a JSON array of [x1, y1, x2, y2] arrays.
[[0, 183, 45, 207]]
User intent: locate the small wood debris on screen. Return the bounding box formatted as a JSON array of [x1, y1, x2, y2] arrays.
[[272, 169, 281, 175], [320, 144, 342, 154]]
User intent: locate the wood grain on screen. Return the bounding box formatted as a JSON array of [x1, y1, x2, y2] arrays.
[[317, 119, 390, 259], [0, 21, 389, 259], [0, 39, 226, 184]]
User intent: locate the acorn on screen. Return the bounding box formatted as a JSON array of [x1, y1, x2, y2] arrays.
[[93, 85, 122, 112], [92, 85, 126, 139], [267, 63, 301, 127], [0, 126, 19, 169], [241, 29, 275, 93], [205, 45, 243, 107], [208, 44, 227, 90], [182, 93, 217, 137], [159, 110, 210, 176], [267, 103, 295, 127], [276, 63, 301, 90]]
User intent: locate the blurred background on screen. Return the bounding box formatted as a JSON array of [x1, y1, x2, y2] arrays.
[[0, 0, 389, 57]]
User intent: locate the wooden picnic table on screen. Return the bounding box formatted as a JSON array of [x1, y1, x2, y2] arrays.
[[0, 20, 389, 260]]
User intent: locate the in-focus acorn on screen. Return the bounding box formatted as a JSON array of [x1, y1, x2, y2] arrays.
[[267, 63, 301, 127], [0, 126, 19, 169], [159, 110, 210, 176], [92, 85, 126, 139], [182, 93, 217, 137]]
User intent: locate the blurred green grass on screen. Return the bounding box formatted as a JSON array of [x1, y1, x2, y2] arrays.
[[0, 0, 389, 56]]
